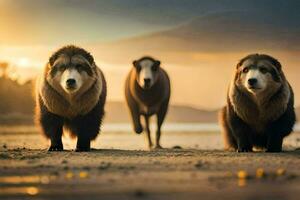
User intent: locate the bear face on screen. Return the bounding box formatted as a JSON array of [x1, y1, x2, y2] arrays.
[[234, 54, 283, 103], [133, 57, 161, 89], [46, 46, 98, 99]]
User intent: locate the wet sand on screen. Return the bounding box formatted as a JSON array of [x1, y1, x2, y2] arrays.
[[0, 128, 300, 200]]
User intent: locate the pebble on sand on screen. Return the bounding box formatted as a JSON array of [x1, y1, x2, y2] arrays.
[[237, 170, 248, 179], [65, 172, 74, 179], [276, 168, 286, 176], [256, 168, 265, 178], [79, 171, 89, 179], [26, 187, 39, 196]]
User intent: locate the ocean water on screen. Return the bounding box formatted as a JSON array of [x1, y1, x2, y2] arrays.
[[102, 123, 300, 132], [102, 123, 221, 132], [1, 123, 300, 133], [0, 123, 299, 151]]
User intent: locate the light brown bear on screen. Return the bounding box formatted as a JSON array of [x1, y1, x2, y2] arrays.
[[125, 56, 170, 149]]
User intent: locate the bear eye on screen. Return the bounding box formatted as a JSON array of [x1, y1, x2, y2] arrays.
[[260, 67, 268, 74], [152, 65, 158, 71], [76, 64, 84, 71], [58, 65, 66, 71], [242, 67, 249, 73]]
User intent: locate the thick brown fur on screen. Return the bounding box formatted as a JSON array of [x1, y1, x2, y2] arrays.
[[35, 45, 107, 152], [125, 56, 171, 149], [219, 54, 296, 152]]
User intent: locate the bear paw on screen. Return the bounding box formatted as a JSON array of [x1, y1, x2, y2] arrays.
[[237, 147, 252, 153], [134, 126, 143, 134], [75, 147, 91, 152], [154, 144, 163, 149], [48, 145, 63, 152]]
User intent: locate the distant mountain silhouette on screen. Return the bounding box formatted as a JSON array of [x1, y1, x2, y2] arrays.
[[100, 11, 300, 54], [100, 101, 300, 124], [105, 101, 300, 124], [0, 101, 218, 125], [104, 102, 218, 123], [88, 10, 300, 68]]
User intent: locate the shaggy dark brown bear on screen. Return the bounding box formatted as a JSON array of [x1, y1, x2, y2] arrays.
[[35, 45, 107, 152], [219, 54, 295, 152], [125, 56, 171, 149]]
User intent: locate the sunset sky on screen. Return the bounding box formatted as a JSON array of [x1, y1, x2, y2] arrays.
[[0, 0, 300, 109]]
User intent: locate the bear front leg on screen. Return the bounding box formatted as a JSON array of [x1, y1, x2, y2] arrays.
[[144, 115, 153, 149], [125, 88, 143, 134], [76, 136, 91, 152], [155, 101, 169, 149], [69, 109, 102, 152], [236, 135, 253, 152], [131, 111, 143, 134], [233, 126, 253, 152], [266, 134, 283, 152], [127, 104, 143, 134], [265, 106, 295, 153], [228, 109, 253, 152], [49, 131, 63, 151], [39, 110, 64, 151]]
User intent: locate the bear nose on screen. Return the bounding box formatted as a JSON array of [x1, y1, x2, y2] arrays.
[[248, 78, 257, 86], [66, 79, 76, 87], [144, 78, 151, 85]]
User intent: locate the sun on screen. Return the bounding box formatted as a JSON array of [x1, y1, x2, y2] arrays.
[[16, 57, 31, 68]]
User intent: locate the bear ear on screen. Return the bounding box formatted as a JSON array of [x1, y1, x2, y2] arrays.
[[133, 60, 138, 67], [270, 57, 282, 71], [236, 62, 242, 70], [152, 60, 160, 71], [133, 60, 141, 70], [236, 58, 246, 69], [49, 55, 56, 67], [155, 60, 161, 66]]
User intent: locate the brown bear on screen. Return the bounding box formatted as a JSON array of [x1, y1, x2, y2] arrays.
[[35, 45, 107, 152], [219, 54, 295, 152]]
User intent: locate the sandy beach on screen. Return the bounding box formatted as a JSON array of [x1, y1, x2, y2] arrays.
[[0, 127, 300, 200]]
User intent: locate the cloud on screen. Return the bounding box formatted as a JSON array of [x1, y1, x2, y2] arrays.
[[0, 0, 299, 45]]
